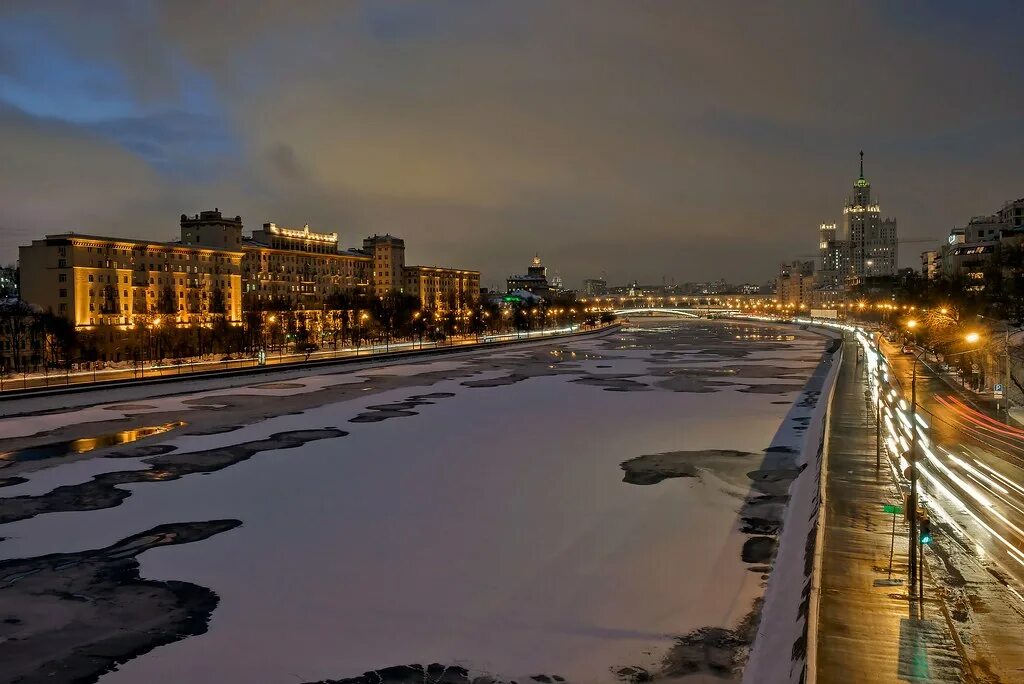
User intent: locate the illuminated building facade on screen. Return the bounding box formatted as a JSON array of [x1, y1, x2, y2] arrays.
[[18, 209, 479, 327], [776, 260, 815, 308], [19, 228, 243, 328], [403, 266, 480, 311], [836, 152, 898, 284], [507, 254, 553, 298], [242, 222, 372, 308], [817, 222, 840, 288]]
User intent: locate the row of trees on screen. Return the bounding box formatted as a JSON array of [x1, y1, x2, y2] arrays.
[[846, 266, 1022, 398], [852, 239, 1024, 326], [1, 291, 613, 375]]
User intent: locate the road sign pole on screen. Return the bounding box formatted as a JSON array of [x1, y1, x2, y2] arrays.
[[882, 504, 903, 579], [919, 536, 925, 615], [889, 511, 896, 579]]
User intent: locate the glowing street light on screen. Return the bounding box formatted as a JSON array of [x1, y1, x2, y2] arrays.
[[964, 331, 980, 345]]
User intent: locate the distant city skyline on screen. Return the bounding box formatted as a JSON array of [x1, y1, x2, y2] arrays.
[[3, 2, 1024, 285]]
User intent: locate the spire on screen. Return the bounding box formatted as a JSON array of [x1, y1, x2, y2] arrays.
[[854, 150, 870, 189]]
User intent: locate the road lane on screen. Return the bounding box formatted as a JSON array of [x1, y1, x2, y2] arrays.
[[865, 335, 1024, 680]]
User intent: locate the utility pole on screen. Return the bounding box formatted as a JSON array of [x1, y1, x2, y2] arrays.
[[1005, 327, 1011, 421]]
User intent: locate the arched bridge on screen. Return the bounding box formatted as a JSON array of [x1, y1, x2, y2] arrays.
[[614, 307, 739, 318]]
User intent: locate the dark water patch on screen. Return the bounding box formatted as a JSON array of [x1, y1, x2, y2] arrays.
[[796, 390, 820, 408], [305, 664, 569, 684], [350, 393, 456, 423], [306, 663, 472, 683], [771, 400, 791, 404], [106, 444, 178, 459], [736, 383, 806, 395], [0, 429, 346, 524], [647, 366, 736, 378], [0, 476, 27, 488], [462, 373, 532, 388], [247, 382, 306, 389], [350, 409, 418, 423], [741, 493, 789, 536], [571, 375, 651, 392], [621, 450, 756, 485], [652, 375, 732, 393], [0, 421, 185, 467], [763, 445, 796, 453], [104, 404, 157, 411], [649, 599, 762, 679], [408, 392, 456, 400], [741, 516, 781, 535], [185, 424, 244, 436], [742, 536, 777, 563], [746, 467, 802, 496], [461, 368, 575, 388], [0, 519, 239, 684]]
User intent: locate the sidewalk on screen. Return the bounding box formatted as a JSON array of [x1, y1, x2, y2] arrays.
[[816, 336, 966, 682]]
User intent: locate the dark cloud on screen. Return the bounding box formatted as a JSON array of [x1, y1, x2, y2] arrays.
[[1, 1, 1023, 285]]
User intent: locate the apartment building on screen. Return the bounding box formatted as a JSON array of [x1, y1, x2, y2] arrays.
[[19, 230, 243, 328], [18, 209, 479, 327]]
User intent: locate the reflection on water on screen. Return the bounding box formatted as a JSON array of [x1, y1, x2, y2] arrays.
[[0, 422, 185, 465]]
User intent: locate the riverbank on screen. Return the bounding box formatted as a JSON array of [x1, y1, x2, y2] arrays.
[[0, 323, 617, 402]]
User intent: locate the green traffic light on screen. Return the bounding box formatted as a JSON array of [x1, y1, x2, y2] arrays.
[[920, 533, 932, 544]]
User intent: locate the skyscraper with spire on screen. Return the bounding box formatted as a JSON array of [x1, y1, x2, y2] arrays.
[[817, 152, 898, 289]]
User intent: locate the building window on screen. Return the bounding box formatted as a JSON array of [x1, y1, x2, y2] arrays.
[[89, 275, 94, 282], [59, 288, 67, 298], [58, 273, 67, 283]]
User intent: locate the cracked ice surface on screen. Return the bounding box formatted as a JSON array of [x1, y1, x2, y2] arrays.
[[0, 320, 827, 683]]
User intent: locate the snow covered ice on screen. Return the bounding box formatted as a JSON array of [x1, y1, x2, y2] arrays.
[[0, 319, 830, 683]]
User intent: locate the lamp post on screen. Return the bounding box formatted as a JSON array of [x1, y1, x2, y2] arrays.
[[905, 319, 921, 594], [902, 322, 981, 597]]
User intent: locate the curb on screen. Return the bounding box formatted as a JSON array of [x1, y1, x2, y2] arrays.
[[804, 335, 845, 684]]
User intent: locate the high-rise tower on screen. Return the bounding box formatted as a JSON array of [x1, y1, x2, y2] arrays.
[[815, 153, 899, 291], [837, 151, 898, 284]]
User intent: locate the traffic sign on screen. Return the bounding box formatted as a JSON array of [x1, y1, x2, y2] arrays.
[[995, 383, 1004, 391], [883, 504, 903, 515]]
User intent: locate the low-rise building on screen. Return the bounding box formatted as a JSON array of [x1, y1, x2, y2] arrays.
[[776, 260, 815, 309], [507, 255, 552, 298], [403, 266, 480, 311]]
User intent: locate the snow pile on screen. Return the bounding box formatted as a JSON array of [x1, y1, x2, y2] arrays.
[[743, 333, 843, 684]]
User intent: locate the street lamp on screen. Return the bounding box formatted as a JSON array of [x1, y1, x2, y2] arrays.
[[904, 318, 922, 594]]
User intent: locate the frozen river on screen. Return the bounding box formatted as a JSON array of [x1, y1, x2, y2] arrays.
[[0, 319, 828, 684]]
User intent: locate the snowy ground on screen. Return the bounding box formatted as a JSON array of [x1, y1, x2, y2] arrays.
[[0, 319, 828, 684]]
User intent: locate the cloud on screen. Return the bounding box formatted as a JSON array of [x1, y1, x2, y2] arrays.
[[1, 1, 1024, 284]]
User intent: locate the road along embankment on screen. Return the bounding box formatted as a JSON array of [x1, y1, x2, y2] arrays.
[[743, 328, 843, 684]]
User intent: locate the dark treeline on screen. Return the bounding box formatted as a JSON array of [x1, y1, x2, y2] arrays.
[[0, 291, 614, 375]]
